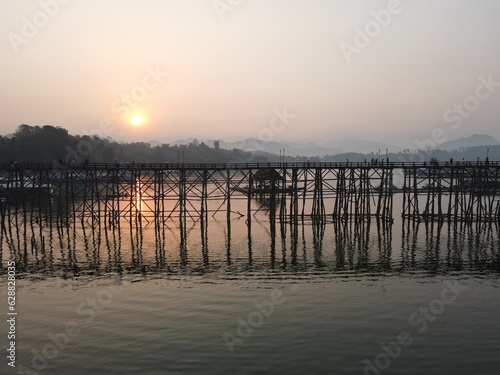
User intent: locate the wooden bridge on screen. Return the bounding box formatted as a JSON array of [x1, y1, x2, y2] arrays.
[[1, 161, 500, 224]]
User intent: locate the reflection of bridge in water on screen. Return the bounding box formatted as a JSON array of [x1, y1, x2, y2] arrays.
[[1, 212, 499, 277], [1, 162, 500, 224], [1, 162, 500, 277]]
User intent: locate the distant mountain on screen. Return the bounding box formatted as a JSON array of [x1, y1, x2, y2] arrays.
[[167, 137, 338, 157], [165, 134, 499, 158], [436, 134, 499, 151], [168, 137, 402, 157], [228, 137, 403, 156], [148, 140, 163, 147], [218, 138, 339, 157], [170, 138, 196, 146], [323, 137, 403, 154]]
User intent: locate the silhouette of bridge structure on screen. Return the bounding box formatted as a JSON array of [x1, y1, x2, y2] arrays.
[[1, 161, 500, 224]]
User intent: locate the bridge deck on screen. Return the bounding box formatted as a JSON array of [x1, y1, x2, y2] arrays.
[[1, 161, 499, 171]]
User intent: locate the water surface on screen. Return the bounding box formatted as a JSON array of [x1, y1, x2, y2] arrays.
[[1, 196, 499, 375]]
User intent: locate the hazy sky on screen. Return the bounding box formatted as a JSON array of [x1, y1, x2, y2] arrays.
[[1, 0, 500, 148]]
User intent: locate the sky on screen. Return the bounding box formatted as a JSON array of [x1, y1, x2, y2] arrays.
[[1, 0, 500, 148]]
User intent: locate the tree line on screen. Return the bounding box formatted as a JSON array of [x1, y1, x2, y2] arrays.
[[0, 125, 254, 164], [1, 124, 498, 164]]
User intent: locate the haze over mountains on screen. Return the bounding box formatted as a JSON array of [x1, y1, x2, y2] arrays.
[[166, 134, 498, 158], [436, 134, 499, 151], [2, 125, 499, 164]]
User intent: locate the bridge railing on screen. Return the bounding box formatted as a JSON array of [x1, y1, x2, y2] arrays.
[[1, 161, 499, 171]]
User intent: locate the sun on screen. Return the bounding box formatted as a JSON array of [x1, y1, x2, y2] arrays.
[[130, 115, 144, 127]]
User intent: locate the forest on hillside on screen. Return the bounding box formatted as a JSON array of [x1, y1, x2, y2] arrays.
[[0, 125, 257, 164], [1, 124, 499, 164]]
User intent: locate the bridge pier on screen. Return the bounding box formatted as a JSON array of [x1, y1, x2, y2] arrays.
[[0, 162, 499, 225]]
